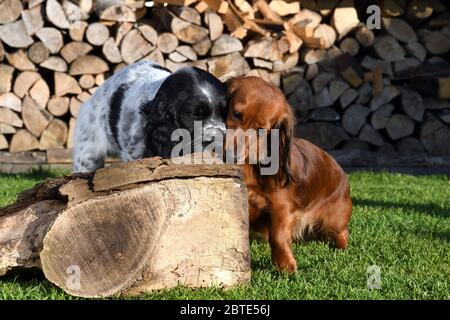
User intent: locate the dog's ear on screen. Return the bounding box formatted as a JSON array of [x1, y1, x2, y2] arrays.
[[276, 108, 295, 187]]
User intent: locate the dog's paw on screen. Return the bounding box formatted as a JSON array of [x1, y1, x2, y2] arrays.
[[273, 255, 297, 274]]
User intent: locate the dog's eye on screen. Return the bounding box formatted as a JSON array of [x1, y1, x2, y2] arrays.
[[233, 111, 242, 120]]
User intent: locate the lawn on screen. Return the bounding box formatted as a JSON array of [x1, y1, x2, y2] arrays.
[[0, 170, 448, 300]]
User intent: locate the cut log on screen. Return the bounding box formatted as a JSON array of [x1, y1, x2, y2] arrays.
[[28, 42, 50, 64], [100, 5, 136, 22], [396, 137, 425, 155], [77, 91, 91, 103], [86, 23, 110, 46], [339, 37, 360, 56], [168, 51, 187, 63], [382, 17, 417, 43], [313, 24, 336, 49], [417, 29, 450, 55], [170, 5, 201, 25], [369, 85, 400, 111], [371, 103, 394, 130], [273, 52, 298, 72], [400, 87, 425, 122], [254, 0, 282, 22], [404, 42, 427, 63], [176, 46, 197, 61], [269, 0, 300, 16], [0, 93, 21, 112], [329, 80, 350, 102], [40, 57, 68, 72], [289, 9, 321, 37], [46, 0, 70, 29], [339, 88, 358, 109], [69, 21, 88, 42], [60, 42, 93, 64], [356, 82, 372, 104], [0, 123, 16, 134], [22, 5, 44, 36], [138, 25, 158, 45], [361, 55, 393, 77], [9, 129, 40, 152], [244, 39, 282, 62], [79, 75, 95, 89], [0, 20, 34, 48], [282, 26, 303, 53], [157, 32, 179, 54], [103, 37, 123, 63], [373, 35, 406, 62], [0, 155, 250, 297], [47, 97, 70, 117], [205, 12, 223, 41], [0, 0, 22, 24], [343, 104, 370, 135], [211, 35, 243, 56], [312, 72, 335, 93], [13, 71, 40, 98], [192, 36, 211, 56], [331, 0, 359, 40], [353, 23, 375, 48], [120, 29, 154, 64], [22, 95, 52, 137], [55, 72, 82, 97], [295, 122, 348, 150], [386, 114, 415, 140], [66, 117, 77, 148], [0, 64, 14, 94], [0, 107, 22, 127], [39, 119, 69, 150], [5, 50, 35, 71], [313, 88, 333, 107], [420, 115, 450, 156], [29, 79, 50, 110], [207, 52, 251, 81], [69, 55, 109, 75], [337, 53, 363, 88], [358, 124, 384, 147], [70, 97, 82, 118], [381, 0, 405, 17], [0, 134, 8, 150], [143, 49, 165, 67], [36, 28, 64, 54], [310, 107, 340, 122]]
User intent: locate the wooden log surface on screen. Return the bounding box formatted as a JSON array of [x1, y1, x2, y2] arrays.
[[0, 154, 250, 298]]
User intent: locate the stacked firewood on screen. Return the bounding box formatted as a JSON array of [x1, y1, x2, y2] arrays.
[[0, 0, 449, 163]]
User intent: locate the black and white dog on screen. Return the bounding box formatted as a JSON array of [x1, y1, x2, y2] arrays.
[[73, 61, 227, 172]]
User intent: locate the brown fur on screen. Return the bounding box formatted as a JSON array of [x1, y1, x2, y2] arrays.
[[226, 77, 352, 273]]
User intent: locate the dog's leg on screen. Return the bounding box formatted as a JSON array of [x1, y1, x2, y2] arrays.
[[334, 228, 349, 249], [269, 204, 297, 273]]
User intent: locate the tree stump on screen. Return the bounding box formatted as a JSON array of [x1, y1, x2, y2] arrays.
[[0, 154, 250, 298]]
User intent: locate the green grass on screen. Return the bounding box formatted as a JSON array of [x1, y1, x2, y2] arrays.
[[0, 170, 449, 300]]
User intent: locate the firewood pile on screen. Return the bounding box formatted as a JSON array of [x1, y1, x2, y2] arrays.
[[0, 0, 449, 167]]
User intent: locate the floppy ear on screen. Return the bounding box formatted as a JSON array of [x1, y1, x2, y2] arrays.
[[276, 107, 295, 187]]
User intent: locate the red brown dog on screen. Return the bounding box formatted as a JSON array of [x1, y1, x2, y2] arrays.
[[225, 76, 352, 273]]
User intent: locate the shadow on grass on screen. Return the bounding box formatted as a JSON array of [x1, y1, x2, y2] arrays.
[[0, 169, 67, 180], [352, 198, 449, 218]]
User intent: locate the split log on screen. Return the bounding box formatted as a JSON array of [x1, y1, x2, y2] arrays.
[[205, 11, 223, 41], [269, 0, 300, 16], [86, 23, 110, 46], [0, 134, 8, 150], [99, 5, 136, 22], [0, 155, 250, 297], [143, 49, 165, 66], [331, 0, 359, 40], [170, 5, 201, 25], [66, 117, 77, 148], [343, 104, 371, 135], [371, 103, 394, 130], [312, 72, 335, 93], [40, 57, 68, 72], [28, 42, 50, 64], [254, 0, 282, 22], [369, 85, 400, 111], [353, 23, 375, 48], [138, 25, 158, 46], [60, 42, 93, 64], [120, 29, 154, 64], [373, 35, 406, 61], [0, 42, 3, 62], [273, 52, 298, 72], [289, 9, 321, 37], [168, 51, 187, 63], [69, 21, 88, 42], [244, 39, 282, 62], [337, 53, 363, 88], [386, 114, 415, 140], [5, 50, 35, 71], [339, 88, 358, 109], [79, 75, 95, 89], [313, 24, 336, 49], [400, 87, 425, 122], [176, 46, 197, 61], [0, 107, 22, 127], [9, 129, 39, 152], [339, 37, 359, 56], [382, 17, 417, 43], [207, 52, 250, 80], [39, 119, 69, 150], [0, 20, 34, 48], [70, 98, 82, 118], [358, 124, 384, 147], [0, 0, 22, 24], [69, 55, 109, 75], [0, 64, 14, 94], [29, 79, 50, 109], [157, 32, 179, 54], [0, 123, 16, 134], [13, 71, 41, 98], [55, 72, 82, 96], [310, 107, 339, 122], [329, 80, 350, 102], [36, 28, 64, 54], [295, 122, 349, 150], [404, 42, 426, 63], [420, 115, 450, 156], [313, 88, 333, 107], [77, 91, 91, 103], [396, 137, 425, 155], [417, 29, 450, 55], [103, 37, 123, 63], [210, 35, 243, 56], [46, 0, 70, 29], [47, 97, 70, 117], [0, 93, 21, 112], [22, 96, 52, 137], [192, 37, 211, 56], [22, 5, 44, 36]]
